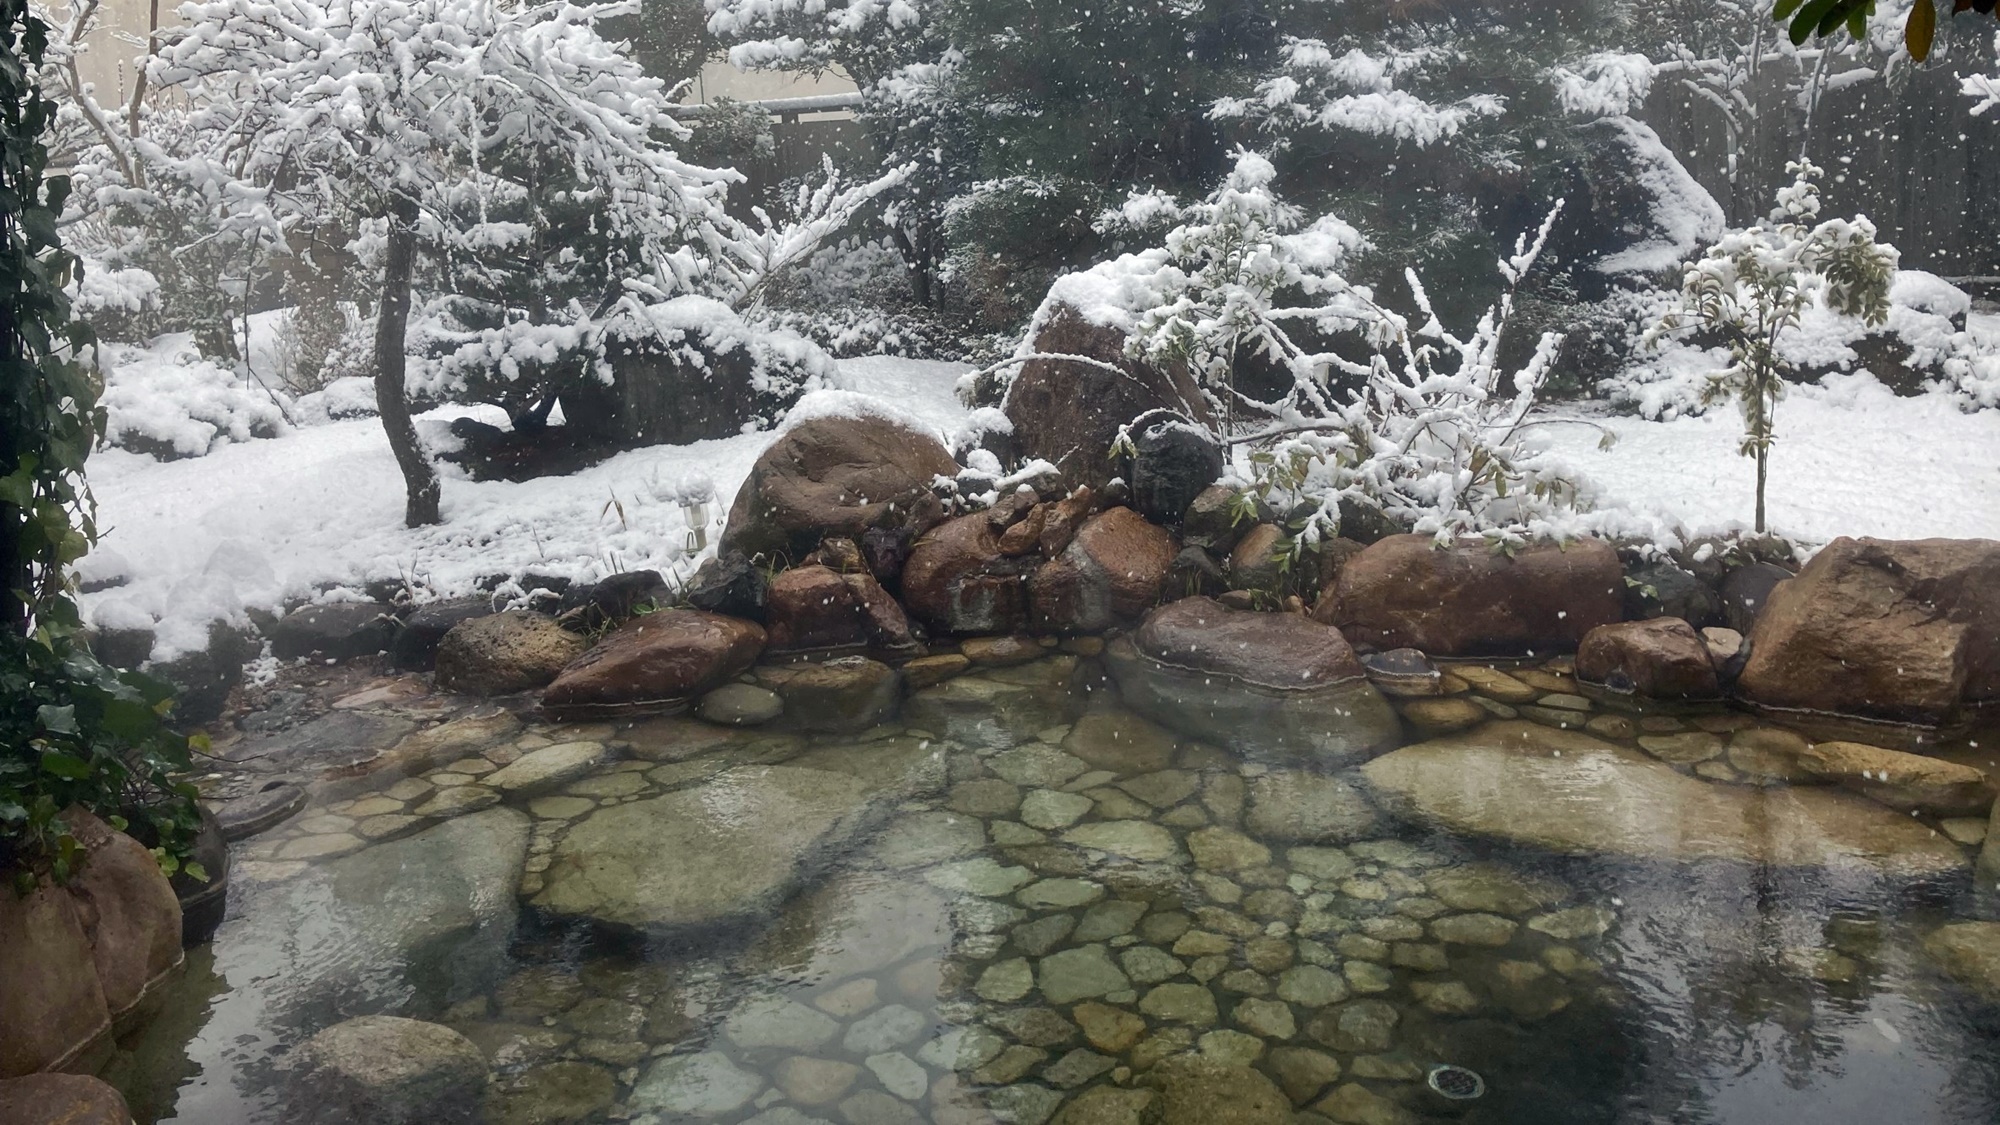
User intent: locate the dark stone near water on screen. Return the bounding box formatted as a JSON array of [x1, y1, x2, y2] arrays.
[[435, 612, 587, 697], [684, 551, 770, 620], [0, 1075, 132, 1125], [215, 780, 307, 841], [1577, 618, 1721, 702], [1129, 413, 1224, 526], [720, 414, 957, 564], [1029, 507, 1177, 633], [1167, 546, 1228, 600], [558, 570, 670, 628], [1623, 560, 1722, 627], [391, 596, 496, 671], [1331, 534, 1623, 656], [174, 807, 231, 945], [861, 525, 917, 584], [148, 621, 256, 726], [1719, 562, 1793, 635], [268, 602, 401, 662], [542, 610, 766, 720]]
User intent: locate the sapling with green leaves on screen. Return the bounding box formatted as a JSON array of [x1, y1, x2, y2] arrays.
[[1647, 160, 1896, 534]]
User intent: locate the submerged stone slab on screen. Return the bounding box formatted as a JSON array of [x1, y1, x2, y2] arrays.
[[1359, 722, 1966, 879], [1106, 598, 1400, 766], [532, 765, 882, 931]]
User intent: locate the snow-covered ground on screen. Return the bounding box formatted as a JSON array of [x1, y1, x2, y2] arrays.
[[80, 357, 1999, 662], [82, 358, 975, 660], [1538, 372, 2000, 547]]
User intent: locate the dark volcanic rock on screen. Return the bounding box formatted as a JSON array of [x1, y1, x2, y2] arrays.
[[392, 597, 496, 671], [1128, 413, 1224, 526], [683, 551, 770, 620], [267, 602, 401, 662]]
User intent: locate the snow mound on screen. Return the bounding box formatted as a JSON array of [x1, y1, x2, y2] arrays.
[[99, 335, 293, 459]]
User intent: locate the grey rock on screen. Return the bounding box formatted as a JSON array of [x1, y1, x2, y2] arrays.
[[283, 1016, 487, 1125], [697, 683, 785, 726], [1039, 945, 1131, 1004], [630, 1051, 764, 1116], [1245, 772, 1380, 843], [533, 765, 894, 931], [1361, 722, 1967, 879]]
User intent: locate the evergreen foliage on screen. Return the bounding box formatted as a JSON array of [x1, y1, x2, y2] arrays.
[[0, 0, 200, 890]]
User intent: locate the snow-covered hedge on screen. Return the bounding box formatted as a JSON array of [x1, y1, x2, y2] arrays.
[[99, 336, 292, 459], [1607, 269, 1999, 417]]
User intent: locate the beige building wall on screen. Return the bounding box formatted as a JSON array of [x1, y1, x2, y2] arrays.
[[683, 56, 857, 105], [55, 0, 165, 107]]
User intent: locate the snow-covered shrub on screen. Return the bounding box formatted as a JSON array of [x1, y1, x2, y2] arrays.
[[294, 376, 379, 424], [1016, 151, 1590, 544], [1646, 161, 1897, 532], [98, 337, 293, 458], [758, 235, 994, 361]]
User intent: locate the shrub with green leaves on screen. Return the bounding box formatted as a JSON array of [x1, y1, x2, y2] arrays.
[[1647, 160, 1897, 533]]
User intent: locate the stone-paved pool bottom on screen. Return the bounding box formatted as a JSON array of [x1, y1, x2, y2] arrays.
[[103, 653, 2000, 1125]]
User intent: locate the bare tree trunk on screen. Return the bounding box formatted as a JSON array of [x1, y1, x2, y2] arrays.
[[375, 195, 440, 527], [1755, 445, 1768, 535]]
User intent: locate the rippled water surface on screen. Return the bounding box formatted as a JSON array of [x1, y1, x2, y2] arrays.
[[100, 654, 2000, 1125]]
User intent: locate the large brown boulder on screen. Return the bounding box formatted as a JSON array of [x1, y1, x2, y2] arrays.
[[1107, 597, 1401, 765], [1003, 306, 1213, 492], [1576, 618, 1721, 702], [434, 612, 587, 696], [719, 414, 958, 564], [0, 812, 183, 1078], [900, 510, 1040, 636], [542, 611, 765, 720], [1736, 537, 2000, 728], [0, 1074, 132, 1124], [66, 813, 185, 1016], [1330, 534, 1623, 656], [1030, 507, 1176, 633], [763, 565, 918, 660]]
